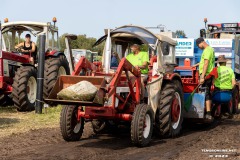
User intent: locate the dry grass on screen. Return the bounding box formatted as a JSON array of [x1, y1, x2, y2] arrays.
[[0, 106, 62, 138]]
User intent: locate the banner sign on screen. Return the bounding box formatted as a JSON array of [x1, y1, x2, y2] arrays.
[[174, 38, 194, 57], [205, 39, 233, 57]]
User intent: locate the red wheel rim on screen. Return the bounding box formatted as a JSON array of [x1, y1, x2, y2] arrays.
[[171, 95, 180, 122]]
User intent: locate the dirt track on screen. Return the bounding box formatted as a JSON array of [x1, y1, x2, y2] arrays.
[[0, 114, 240, 160]]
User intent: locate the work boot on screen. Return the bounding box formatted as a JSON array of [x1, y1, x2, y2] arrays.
[[205, 113, 213, 121]]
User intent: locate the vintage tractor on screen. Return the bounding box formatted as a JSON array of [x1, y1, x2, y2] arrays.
[[0, 18, 70, 111], [200, 18, 240, 39], [45, 25, 184, 147]]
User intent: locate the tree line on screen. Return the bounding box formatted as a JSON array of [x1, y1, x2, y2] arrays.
[[59, 33, 105, 55], [58, 30, 187, 54]]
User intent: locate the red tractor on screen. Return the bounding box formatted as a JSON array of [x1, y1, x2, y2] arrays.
[[46, 25, 184, 147], [0, 18, 70, 111]]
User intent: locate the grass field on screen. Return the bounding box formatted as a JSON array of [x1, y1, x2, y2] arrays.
[[0, 106, 62, 138]]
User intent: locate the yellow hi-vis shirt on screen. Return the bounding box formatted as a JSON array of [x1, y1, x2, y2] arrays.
[[126, 51, 149, 74], [214, 66, 235, 90], [199, 46, 215, 76]]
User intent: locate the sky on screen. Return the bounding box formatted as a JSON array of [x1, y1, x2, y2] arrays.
[[0, 0, 239, 39]]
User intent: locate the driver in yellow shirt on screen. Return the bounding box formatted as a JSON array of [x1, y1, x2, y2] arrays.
[[126, 44, 149, 100]]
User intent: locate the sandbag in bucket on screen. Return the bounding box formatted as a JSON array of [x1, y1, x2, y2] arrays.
[[57, 80, 98, 101]]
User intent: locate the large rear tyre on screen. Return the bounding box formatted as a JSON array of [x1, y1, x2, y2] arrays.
[[232, 86, 239, 114], [43, 55, 70, 99], [131, 103, 154, 147], [156, 81, 183, 137], [12, 66, 37, 111], [60, 105, 84, 141]]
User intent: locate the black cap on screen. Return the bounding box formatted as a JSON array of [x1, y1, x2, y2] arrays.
[[25, 34, 31, 38], [196, 37, 204, 46]]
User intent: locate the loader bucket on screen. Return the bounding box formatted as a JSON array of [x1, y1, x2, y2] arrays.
[[45, 75, 106, 106]]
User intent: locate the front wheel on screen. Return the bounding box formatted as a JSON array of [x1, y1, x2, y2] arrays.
[[60, 105, 84, 141], [156, 81, 183, 137], [131, 103, 154, 147], [12, 66, 37, 111]]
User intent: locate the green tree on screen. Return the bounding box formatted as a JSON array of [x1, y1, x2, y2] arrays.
[[175, 30, 186, 38], [3, 33, 24, 51], [59, 33, 104, 55]]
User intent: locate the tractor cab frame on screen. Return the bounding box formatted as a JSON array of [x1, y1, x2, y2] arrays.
[[1, 19, 60, 53]]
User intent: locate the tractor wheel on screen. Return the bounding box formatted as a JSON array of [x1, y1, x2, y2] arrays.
[[91, 120, 119, 134], [232, 87, 239, 114], [91, 120, 107, 134], [43, 55, 70, 99], [131, 103, 154, 147], [0, 93, 7, 106], [156, 81, 183, 137], [12, 66, 37, 111], [0, 93, 13, 107], [60, 105, 84, 141]]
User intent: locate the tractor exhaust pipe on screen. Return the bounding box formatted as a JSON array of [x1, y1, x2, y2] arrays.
[[35, 34, 46, 114]]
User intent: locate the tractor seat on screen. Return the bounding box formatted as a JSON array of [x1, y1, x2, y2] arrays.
[[212, 91, 232, 103]]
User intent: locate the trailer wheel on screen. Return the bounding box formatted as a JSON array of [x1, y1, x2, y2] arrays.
[[131, 103, 154, 147], [44, 55, 70, 99], [12, 66, 37, 111], [156, 81, 183, 137], [60, 105, 84, 141], [232, 87, 239, 114]]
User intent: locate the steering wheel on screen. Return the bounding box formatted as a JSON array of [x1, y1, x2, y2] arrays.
[[13, 47, 23, 53]]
